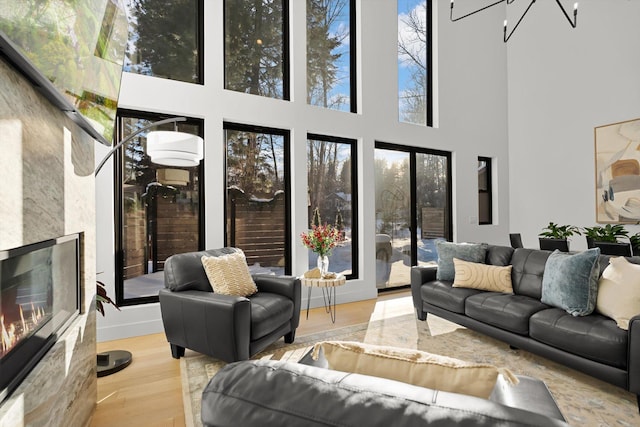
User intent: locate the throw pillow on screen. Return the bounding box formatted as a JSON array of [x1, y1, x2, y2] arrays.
[[452, 258, 513, 293], [541, 248, 601, 316], [435, 241, 487, 281], [596, 257, 640, 330], [201, 251, 258, 297], [311, 341, 517, 399]]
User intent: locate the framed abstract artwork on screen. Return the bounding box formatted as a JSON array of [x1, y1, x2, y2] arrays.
[[594, 118, 640, 223]]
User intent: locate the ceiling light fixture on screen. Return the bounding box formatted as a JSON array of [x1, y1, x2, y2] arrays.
[[450, 0, 578, 42]]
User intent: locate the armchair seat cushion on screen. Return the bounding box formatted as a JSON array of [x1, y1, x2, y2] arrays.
[[250, 292, 295, 340], [420, 281, 481, 314], [465, 294, 549, 335], [529, 308, 627, 369]]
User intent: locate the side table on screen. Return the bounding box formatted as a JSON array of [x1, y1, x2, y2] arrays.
[[300, 274, 346, 323]]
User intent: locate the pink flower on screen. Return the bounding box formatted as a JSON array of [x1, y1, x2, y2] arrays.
[[300, 224, 344, 257]]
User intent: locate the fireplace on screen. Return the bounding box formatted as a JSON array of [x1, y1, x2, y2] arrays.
[[0, 233, 81, 402]]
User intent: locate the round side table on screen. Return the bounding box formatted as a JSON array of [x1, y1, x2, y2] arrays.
[[300, 274, 346, 323]]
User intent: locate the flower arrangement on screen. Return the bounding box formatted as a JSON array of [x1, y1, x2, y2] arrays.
[[300, 224, 343, 257]]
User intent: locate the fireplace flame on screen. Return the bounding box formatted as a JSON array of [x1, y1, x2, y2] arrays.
[[1, 315, 16, 354], [1, 304, 48, 358]]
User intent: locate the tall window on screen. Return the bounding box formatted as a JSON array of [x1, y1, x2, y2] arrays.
[[307, 0, 355, 112], [478, 157, 493, 225], [225, 123, 291, 274], [375, 143, 451, 289], [124, 0, 203, 84], [307, 134, 358, 278], [115, 110, 204, 305], [398, 0, 432, 126], [225, 0, 289, 100]]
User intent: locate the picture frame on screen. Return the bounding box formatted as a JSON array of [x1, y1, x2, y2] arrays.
[[594, 117, 640, 223]]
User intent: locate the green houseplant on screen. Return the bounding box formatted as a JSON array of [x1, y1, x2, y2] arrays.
[[539, 222, 581, 239], [539, 222, 580, 252], [582, 224, 632, 255]]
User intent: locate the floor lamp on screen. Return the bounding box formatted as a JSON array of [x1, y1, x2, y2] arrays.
[[94, 116, 204, 376]]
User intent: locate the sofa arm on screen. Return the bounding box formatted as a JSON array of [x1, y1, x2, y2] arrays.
[[628, 314, 640, 394], [253, 274, 301, 330], [159, 288, 251, 362], [410, 266, 437, 320]]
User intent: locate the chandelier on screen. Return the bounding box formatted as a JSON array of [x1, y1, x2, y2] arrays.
[[450, 0, 578, 42]]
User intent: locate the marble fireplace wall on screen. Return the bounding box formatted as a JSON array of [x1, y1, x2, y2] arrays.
[[0, 58, 97, 425]]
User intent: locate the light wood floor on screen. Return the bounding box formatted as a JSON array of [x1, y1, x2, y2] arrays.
[[89, 289, 410, 427]]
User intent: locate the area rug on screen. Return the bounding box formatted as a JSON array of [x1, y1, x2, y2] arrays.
[[181, 297, 639, 427]]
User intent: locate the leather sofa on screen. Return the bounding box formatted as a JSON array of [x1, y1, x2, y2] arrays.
[[200, 348, 569, 426], [159, 247, 301, 362], [411, 245, 640, 410]]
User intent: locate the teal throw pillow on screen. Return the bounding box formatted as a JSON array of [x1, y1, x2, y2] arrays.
[[436, 241, 487, 281], [541, 248, 601, 316]]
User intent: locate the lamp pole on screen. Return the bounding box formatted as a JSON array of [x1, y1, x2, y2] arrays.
[[94, 116, 187, 176]]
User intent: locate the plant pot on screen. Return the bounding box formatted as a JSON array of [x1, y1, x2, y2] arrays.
[[593, 241, 632, 256], [538, 238, 569, 252]]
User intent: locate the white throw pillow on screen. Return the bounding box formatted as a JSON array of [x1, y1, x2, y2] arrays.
[[596, 257, 640, 330], [201, 251, 257, 297]]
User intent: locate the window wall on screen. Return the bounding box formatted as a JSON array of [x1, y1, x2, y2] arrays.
[[307, 134, 358, 278], [115, 110, 204, 305], [398, 0, 432, 126], [124, 0, 203, 84], [224, 123, 291, 275], [307, 0, 355, 112], [375, 143, 451, 289], [224, 0, 289, 99]]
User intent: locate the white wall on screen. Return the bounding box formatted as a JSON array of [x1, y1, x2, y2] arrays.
[[97, 0, 510, 341], [507, 0, 640, 251]]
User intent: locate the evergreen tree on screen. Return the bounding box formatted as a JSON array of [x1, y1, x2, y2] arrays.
[[312, 207, 322, 227]]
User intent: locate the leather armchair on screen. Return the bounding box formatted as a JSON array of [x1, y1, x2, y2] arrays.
[[159, 247, 301, 362]]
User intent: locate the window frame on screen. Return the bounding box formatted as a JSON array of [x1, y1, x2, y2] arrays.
[[223, 122, 292, 275], [124, 0, 205, 85], [306, 0, 357, 113], [375, 141, 452, 268], [307, 133, 359, 280], [114, 109, 205, 307], [478, 156, 493, 225], [223, 0, 290, 100], [397, 0, 433, 126]]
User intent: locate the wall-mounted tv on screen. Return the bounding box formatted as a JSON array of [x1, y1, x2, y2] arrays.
[[0, 0, 128, 146]]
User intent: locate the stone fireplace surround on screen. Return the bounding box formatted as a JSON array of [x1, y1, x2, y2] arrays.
[[0, 58, 97, 425]]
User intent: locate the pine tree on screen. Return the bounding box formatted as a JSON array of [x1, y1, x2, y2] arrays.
[[335, 210, 344, 232], [312, 207, 322, 227]]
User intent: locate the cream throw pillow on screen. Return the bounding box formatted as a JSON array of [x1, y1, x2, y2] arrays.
[[311, 341, 517, 399], [452, 258, 514, 293], [596, 257, 640, 330], [201, 251, 257, 297]]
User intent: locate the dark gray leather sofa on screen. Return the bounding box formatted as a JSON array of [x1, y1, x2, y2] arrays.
[[201, 352, 569, 426], [411, 245, 640, 410], [159, 247, 301, 362]]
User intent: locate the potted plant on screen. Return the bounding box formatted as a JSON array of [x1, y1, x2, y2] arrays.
[[538, 222, 581, 252], [582, 224, 631, 255]]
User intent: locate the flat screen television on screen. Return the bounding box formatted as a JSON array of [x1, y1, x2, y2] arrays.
[[0, 0, 128, 145]]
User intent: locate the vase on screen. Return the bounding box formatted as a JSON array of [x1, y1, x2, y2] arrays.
[[317, 254, 329, 278]]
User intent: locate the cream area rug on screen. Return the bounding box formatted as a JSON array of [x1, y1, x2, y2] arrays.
[[180, 296, 639, 427]]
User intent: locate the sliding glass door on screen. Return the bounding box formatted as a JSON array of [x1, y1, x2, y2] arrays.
[[375, 143, 451, 289]]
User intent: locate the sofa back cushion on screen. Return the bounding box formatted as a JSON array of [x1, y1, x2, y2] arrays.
[[485, 245, 514, 266], [510, 248, 551, 299], [164, 247, 242, 292]]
